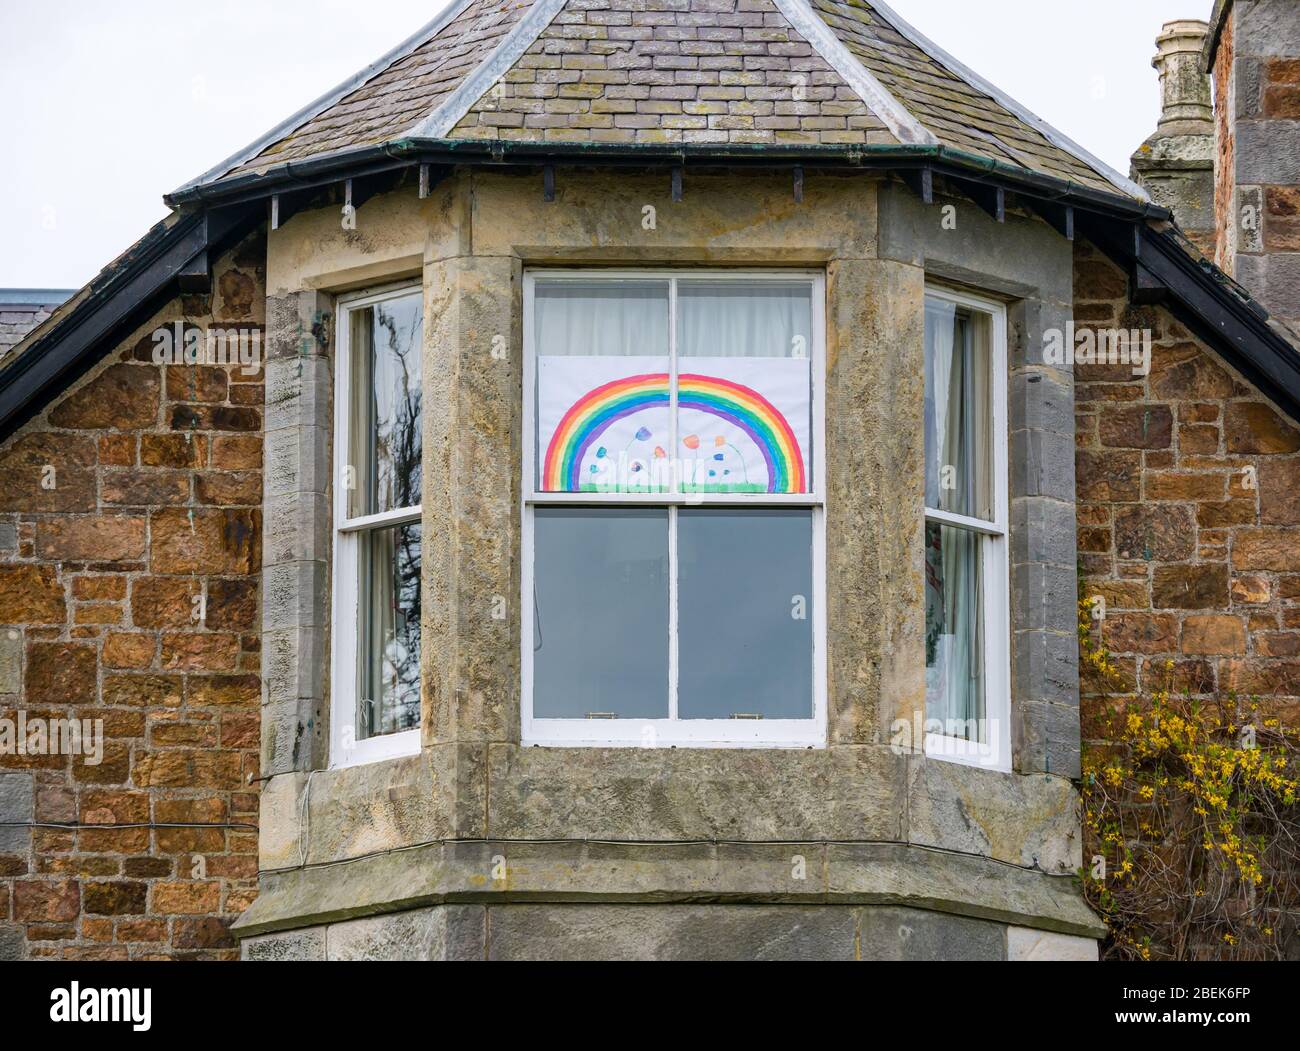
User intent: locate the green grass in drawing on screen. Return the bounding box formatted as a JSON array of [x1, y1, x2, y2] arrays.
[[577, 482, 767, 494]]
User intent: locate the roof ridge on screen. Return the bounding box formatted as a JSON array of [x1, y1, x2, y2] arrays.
[[863, 0, 1148, 201], [171, 0, 478, 195], [772, 0, 935, 146], [407, 0, 567, 139]]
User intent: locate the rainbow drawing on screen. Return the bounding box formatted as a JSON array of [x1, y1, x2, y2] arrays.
[[542, 372, 805, 493]]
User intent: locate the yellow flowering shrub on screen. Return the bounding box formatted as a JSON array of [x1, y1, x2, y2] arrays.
[[1078, 593, 1300, 960]]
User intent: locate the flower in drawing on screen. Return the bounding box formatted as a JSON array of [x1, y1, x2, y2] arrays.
[[683, 434, 700, 450], [635, 427, 652, 442]]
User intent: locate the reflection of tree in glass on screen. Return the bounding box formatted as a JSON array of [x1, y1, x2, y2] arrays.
[[364, 295, 423, 738], [373, 303, 423, 512], [388, 522, 421, 733]]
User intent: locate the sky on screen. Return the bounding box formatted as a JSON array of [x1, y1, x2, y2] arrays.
[[0, 0, 1204, 289]]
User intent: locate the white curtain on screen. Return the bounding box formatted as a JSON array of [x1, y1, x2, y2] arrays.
[[925, 302, 990, 519], [535, 281, 669, 358], [924, 301, 987, 737], [677, 281, 811, 358]]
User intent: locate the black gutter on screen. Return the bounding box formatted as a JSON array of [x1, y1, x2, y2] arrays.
[[0, 205, 261, 443], [166, 138, 1171, 223], [1083, 213, 1300, 424]]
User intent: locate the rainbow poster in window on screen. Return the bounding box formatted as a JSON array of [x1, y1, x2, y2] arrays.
[[537, 356, 811, 494]]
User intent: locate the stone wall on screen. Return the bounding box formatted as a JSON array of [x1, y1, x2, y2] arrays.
[[235, 169, 1101, 956], [1075, 238, 1300, 736], [0, 232, 266, 960], [1210, 0, 1300, 330], [240, 903, 1098, 961]]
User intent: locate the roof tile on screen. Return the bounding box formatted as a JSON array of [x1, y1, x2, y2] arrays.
[[200, 0, 1131, 199]]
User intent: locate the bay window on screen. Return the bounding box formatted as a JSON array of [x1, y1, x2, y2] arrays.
[[923, 287, 1010, 770], [331, 286, 423, 767], [522, 271, 826, 748]]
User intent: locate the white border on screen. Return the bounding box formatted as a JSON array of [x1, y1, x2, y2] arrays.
[[521, 269, 828, 749], [330, 284, 424, 769], [922, 286, 1011, 773]]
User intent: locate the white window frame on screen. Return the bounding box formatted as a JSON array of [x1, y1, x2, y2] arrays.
[[922, 285, 1011, 772], [330, 284, 424, 769], [521, 268, 827, 749]]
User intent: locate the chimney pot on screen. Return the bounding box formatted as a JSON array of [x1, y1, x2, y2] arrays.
[[1153, 19, 1213, 127]]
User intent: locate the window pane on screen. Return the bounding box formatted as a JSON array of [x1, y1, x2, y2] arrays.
[[533, 508, 669, 719], [348, 292, 423, 519], [678, 280, 812, 494], [535, 280, 670, 493], [924, 523, 985, 741], [677, 509, 812, 719], [924, 299, 992, 519], [357, 522, 421, 741]]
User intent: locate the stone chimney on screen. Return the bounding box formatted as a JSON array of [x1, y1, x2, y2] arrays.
[[1131, 19, 1216, 253], [1206, 0, 1300, 336]]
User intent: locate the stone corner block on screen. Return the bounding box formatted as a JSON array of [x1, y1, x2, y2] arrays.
[[1006, 925, 1099, 961], [240, 925, 327, 962]]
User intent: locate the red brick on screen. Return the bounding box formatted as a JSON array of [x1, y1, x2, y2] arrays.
[[103, 633, 156, 669], [1181, 614, 1247, 655], [0, 565, 66, 624], [48, 364, 159, 430], [26, 643, 96, 705], [140, 433, 206, 468], [1225, 402, 1300, 454], [36, 516, 146, 562], [131, 577, 200, 629], [160, 633, 241, 672], [210, 435, 261, 470], [13, 880, 80, 922], [152, 881, 221, 915], [150, 509, 259, 575], [72, 575, 126, 601]]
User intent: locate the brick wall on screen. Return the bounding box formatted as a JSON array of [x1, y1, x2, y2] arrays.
[[1075, 238, 1300, 737], [0, 232, 265, 960]]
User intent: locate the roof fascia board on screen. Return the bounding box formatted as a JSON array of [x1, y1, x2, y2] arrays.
[[1086, 217, 1300, 424], [407, 0, 570, 139], [771, 0, 936, 146], [167, 137, 1171, 221], [865, 0, 1150, 202], [0, 204, 261, 441], [0, 218, 207, 440], [172, 0, 476, 195]]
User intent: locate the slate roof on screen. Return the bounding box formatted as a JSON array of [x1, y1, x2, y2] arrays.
[[232, 0, 534, 177], [176, 0, 1143, 201], [0, 291, 73, 360]]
